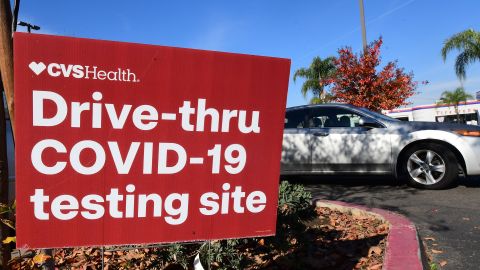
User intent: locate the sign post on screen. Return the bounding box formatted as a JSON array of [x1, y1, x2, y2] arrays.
[[15, 33, 290, 248]]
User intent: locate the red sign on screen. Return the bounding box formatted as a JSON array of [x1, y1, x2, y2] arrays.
[[14, 33, 290, 248]]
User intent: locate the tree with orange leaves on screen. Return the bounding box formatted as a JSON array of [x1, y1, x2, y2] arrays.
[[324, 38, 418, 111]]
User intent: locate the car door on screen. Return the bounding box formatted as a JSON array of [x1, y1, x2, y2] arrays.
[[281, 108, 312, 173], [308, 106, 392, 173]]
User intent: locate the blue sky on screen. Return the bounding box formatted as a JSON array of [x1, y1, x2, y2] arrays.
[[17, 0, 480, 107]]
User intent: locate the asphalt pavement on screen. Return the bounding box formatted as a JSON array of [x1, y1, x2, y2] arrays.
[[289, 175, 480, 270]]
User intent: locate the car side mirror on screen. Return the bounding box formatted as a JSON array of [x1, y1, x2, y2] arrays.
[[358, 117, 381, 128]]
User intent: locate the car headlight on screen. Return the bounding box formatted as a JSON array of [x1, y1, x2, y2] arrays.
[[454, 130, 480, 137]]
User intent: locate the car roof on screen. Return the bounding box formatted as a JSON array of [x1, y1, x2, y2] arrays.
[[286, 103, 357, 111]]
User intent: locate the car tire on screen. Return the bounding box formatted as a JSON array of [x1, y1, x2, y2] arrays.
[[400, 143, 458, 189]]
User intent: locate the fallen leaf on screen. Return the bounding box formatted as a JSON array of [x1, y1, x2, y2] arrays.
[[424, 237, 435, 241], [2, 236, 16, 244], [0, 219, 15, 230], [32, 253, 51, 265], [368, 263, 382, 270], [376, 224, 389, 233], [368, 246, 382, 256], [253, 255, 265, 264], [431, 249, 443, 254], [462, 217, 470, 221], [440, 260, 447, 266]]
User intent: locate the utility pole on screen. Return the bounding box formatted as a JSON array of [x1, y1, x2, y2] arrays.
[[359, 0, 367, 52]]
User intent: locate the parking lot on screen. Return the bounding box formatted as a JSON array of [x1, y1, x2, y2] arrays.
[[290, 175, 480, 270]]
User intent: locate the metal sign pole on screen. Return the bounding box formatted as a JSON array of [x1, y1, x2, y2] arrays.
[[101, 246, 104, 270]]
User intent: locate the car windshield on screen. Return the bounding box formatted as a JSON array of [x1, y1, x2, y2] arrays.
[[358, 107, 400, 122]]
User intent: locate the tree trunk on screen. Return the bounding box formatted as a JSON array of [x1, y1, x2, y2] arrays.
[[0, 0, 14, 267], [0, 0, 15, 135], [0, 0, 15, 269]]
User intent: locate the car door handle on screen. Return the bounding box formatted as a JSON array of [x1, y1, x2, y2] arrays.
[[313, 131, 329, 137]]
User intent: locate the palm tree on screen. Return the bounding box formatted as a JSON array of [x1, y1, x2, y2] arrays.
[[293, 56, 336, 104], [309, 93, 335, 105], [441, 29, 480, 80], [437, 87, 473, 123]]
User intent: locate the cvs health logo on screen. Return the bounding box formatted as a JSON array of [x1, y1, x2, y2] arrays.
[[28, 61, 139, 82]]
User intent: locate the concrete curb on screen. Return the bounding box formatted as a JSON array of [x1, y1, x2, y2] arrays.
[[315, 199, 426, 270]]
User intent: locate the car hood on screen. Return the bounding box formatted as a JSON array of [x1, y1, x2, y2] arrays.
[[388, 121, 480, 132]]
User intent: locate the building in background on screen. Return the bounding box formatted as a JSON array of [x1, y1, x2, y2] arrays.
[[384, 99, 480, 125], [477, 91, 480, 100]]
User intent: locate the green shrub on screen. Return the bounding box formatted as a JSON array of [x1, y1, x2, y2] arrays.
[[271, 181, 317, 251], [199, 239, 245, 270], [199, 181, 316, 269], [158, 243, 188, 268]]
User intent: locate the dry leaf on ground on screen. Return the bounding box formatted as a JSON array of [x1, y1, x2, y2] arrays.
[[32, 254, 51, 265]]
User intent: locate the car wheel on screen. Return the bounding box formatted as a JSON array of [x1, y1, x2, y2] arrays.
[[401, 143, 458, 189]]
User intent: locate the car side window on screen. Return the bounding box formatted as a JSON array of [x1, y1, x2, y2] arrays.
[[285, 109, 309, 129], [309, 107, 363, 128]]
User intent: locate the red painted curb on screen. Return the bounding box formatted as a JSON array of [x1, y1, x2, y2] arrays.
[[316, 200, 425, 270]]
